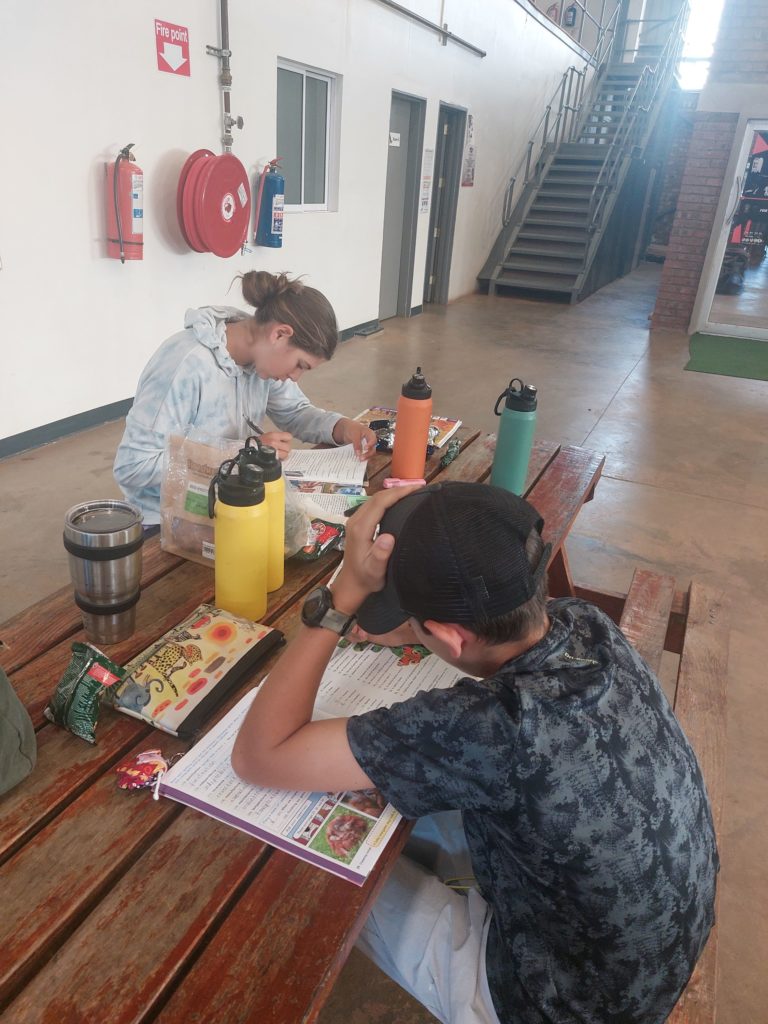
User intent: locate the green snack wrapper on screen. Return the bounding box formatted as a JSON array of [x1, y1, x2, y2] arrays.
[[44, 642, 126, 744]]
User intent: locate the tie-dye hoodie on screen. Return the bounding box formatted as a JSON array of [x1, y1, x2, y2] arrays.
[[113, 306, 343, 523]]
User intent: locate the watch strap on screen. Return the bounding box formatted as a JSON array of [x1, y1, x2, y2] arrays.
[[318, 605, 357, 636]]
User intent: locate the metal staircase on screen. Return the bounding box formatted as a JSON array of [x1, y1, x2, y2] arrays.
[[478, 5, 687, 303]]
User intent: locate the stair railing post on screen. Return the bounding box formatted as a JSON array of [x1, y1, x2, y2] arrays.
[[557, 72, 568, 149], [562, 68, 574, 144]]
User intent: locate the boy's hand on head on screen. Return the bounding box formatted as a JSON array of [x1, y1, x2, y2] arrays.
[[331, 485, 420, 609]]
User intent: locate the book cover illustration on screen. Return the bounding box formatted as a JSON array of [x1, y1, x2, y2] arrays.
[[355, 407, 462, 448], [111, 604, 284, 738]]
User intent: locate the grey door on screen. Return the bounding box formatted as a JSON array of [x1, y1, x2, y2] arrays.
[[424, 104, 466, 305], [379, 95, 422, 320]]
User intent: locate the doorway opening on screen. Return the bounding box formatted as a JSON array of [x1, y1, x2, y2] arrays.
[[424, 103, 467, 306], [692, 119, 768, 341]]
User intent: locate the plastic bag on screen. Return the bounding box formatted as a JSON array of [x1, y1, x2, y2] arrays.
[[284, 481, 314, 558], [160, 430, 242, 566]]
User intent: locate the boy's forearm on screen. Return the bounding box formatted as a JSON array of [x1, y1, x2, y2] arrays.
[[231, 581, 368, 784]]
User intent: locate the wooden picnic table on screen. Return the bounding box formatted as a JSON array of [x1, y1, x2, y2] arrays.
[[0, 429, 605, 1023]]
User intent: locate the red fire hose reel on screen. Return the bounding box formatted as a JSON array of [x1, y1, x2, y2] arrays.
[[177, 150, 251, 258]]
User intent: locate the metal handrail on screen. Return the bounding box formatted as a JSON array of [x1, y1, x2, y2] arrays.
[[501, 2, 620, 226], [585, 2, 688, 233]]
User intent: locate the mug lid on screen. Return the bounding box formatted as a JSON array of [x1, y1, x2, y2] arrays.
[[65, 501, 143, 534]]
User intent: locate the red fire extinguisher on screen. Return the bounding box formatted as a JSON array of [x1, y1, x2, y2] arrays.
[[106, 143, 143, 262]]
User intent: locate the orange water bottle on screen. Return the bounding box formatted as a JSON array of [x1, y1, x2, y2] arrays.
[[391, 367, 433, 480]]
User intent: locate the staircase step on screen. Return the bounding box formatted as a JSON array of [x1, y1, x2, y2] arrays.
[[502, 255, 583, 274], [555, 145, 607, 160], [532, 201, 593, 216], [517, 226, 589, 242], [545, 174, 599, 187], [493, 271, 577, 294], [548, 165, 603, 179], [538, 186, 594, 198], [512, 240, 587, 257], [525, 214, 590, 228]]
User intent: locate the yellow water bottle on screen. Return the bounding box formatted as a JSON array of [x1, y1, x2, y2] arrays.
[[252, 444, 285, 592], [208, 459, 268, 621]]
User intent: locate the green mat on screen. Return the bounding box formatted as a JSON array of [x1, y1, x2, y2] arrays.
[[685, 333, 768, 381]]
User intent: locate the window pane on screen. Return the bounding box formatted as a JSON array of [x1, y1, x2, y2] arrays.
[[277, 68, 303, 205], [304, 76, 328, 204]]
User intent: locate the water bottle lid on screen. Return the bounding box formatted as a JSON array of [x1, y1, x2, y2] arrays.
[[401, 366, 432, 400], [494, 379, 537, 415], [252, 444, 283, 482], [209, 459, 265, 515]]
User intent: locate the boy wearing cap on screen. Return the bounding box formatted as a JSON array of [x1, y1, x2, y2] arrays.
[[232, 482, 718, 1024]]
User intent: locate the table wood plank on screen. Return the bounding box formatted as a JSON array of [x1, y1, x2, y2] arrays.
[[0, 732, 188, 1009], [526, 445, 605, 563], [0, 810, 271, 1023], [154, 833, 409, 1024], [0, 541, 183, 676]]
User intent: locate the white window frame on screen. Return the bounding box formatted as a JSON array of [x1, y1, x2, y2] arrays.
[[277, 59, 339, 213]]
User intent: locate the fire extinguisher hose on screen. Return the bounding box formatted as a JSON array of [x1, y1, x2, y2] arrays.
[[112, 143, 136, 265]]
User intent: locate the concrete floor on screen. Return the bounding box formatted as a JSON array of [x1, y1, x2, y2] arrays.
[[1, 261, 766, 1023]]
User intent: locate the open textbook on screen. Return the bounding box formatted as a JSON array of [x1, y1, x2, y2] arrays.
[[159, 639, 466, 885], [282, 443, 366, 519], [355, 407, 462, 448]]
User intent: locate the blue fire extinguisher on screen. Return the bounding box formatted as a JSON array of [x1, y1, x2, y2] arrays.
[[254, 159, 284, 247], [563, 3, 577, 27]]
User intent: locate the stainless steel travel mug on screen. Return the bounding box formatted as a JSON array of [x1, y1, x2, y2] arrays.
[[63, 500, 144, 645]]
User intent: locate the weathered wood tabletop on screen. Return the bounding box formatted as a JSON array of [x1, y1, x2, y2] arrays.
[[0, 431, 604, 1024]]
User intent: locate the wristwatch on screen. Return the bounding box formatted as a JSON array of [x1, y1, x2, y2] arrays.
[[301, 585, 357, 635]]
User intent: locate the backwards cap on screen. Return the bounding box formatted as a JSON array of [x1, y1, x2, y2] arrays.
[[356, 481, 551, 634]]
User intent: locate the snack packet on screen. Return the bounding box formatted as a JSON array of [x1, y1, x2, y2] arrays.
[[292, 518, 345, 561], [44, 642, 126, 744]]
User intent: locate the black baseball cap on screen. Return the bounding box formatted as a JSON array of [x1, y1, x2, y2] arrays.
[[356, 481, 551, 634]]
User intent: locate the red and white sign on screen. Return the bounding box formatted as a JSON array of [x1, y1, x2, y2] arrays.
[[155, 19, 190, 76]]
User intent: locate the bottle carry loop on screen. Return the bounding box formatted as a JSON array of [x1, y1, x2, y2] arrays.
[[208, 459, 237, 518], [494, 378, 524, 416]]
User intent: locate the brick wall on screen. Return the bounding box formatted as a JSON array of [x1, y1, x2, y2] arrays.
[[651, 90, 700, 248], [651, 112, 740, 329], [709, 0, 768, 83]]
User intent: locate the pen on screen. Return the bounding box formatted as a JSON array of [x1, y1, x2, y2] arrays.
[[244, 415, 263, 436]]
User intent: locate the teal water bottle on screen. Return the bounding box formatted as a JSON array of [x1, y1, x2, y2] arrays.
[[490, 379, 538, 495]]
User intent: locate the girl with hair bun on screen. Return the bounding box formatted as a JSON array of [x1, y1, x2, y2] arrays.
[[114, 271, 376, 525]]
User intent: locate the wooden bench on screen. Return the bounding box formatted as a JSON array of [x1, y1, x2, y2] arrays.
[[577, 569, 730, 1024]]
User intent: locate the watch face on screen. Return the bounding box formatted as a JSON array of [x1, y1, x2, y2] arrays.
[[302, 586, 331, 626]]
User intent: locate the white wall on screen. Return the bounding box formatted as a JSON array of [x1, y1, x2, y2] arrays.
[[0, 0, 580, 440]]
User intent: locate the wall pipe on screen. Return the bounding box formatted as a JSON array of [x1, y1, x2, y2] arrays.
[[206, 0, 243, 152], [374, 0, 486, 58]]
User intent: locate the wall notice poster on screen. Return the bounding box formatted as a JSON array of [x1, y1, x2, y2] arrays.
[[461, 113, 476, 188], [420, 148, 434, 213]]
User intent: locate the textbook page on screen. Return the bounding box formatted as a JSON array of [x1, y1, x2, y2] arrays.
[[282, 445, 366, 487], [159, 642, 465, 885]]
